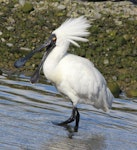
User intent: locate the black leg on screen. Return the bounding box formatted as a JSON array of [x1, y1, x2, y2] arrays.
[[57, 107, 80, 131], [74, 108, 80, 132]]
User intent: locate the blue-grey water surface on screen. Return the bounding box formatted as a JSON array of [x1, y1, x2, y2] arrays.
[[0, 74, 137, 150]]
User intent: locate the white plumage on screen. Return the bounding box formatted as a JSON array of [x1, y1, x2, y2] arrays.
[[52, 16, 90, 47], [43, 16, 113, 112], [15, 16, 114, 131]]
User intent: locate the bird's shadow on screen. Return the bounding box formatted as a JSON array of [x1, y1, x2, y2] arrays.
[[64, 124, 78, 138], [44, 122, 106, 150], [52, 121, 78, 138]]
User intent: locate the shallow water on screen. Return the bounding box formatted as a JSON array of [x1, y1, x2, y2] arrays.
[[0, 74, 137, 150]]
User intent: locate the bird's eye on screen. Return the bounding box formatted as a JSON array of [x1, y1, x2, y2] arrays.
[[52, 37, 56, 42]]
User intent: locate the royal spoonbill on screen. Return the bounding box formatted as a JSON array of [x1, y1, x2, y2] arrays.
[[14, 16, 114, 131]]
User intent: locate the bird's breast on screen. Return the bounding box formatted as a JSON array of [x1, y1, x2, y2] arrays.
[[43, 60, 62, 86]]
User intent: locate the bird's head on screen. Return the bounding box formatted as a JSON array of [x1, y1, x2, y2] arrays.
[[14, 16, 90, 83]]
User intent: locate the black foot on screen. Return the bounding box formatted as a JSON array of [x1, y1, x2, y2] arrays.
[[54, 107, 80, 132]]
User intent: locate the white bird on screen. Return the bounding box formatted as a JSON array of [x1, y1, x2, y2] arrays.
[[14, 16, 114, 131]]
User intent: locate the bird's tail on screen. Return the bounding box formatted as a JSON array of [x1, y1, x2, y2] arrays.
[[106, 88, 113, 109], [93, 86, 114, 112], [101, 87, 114, 112]]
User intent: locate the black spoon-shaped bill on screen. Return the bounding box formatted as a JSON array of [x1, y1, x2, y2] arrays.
[[14, 34, 57, 83], [14, 41, 51, 68]]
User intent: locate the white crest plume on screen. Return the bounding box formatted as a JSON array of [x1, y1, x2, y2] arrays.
[[52, 16, 91, 47]]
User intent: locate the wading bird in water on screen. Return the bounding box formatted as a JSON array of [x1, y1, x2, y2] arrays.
[[14, 16, 114, 131]]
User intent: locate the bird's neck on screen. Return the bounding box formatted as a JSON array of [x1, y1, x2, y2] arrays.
[[43, 44, 69, 79]]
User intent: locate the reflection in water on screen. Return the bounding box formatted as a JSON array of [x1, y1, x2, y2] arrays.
[[0, 74, 137, 150], [45, 134, 106, 150]]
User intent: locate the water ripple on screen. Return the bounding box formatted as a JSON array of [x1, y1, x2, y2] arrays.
[[0, 74, 137, 150]]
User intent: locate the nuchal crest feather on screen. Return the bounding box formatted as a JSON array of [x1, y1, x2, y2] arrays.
[[52, 16, 91, 47], [14, 16, 114, 132]]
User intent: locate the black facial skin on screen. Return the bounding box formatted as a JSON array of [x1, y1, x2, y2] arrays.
[[14, 34, 56, 83]]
